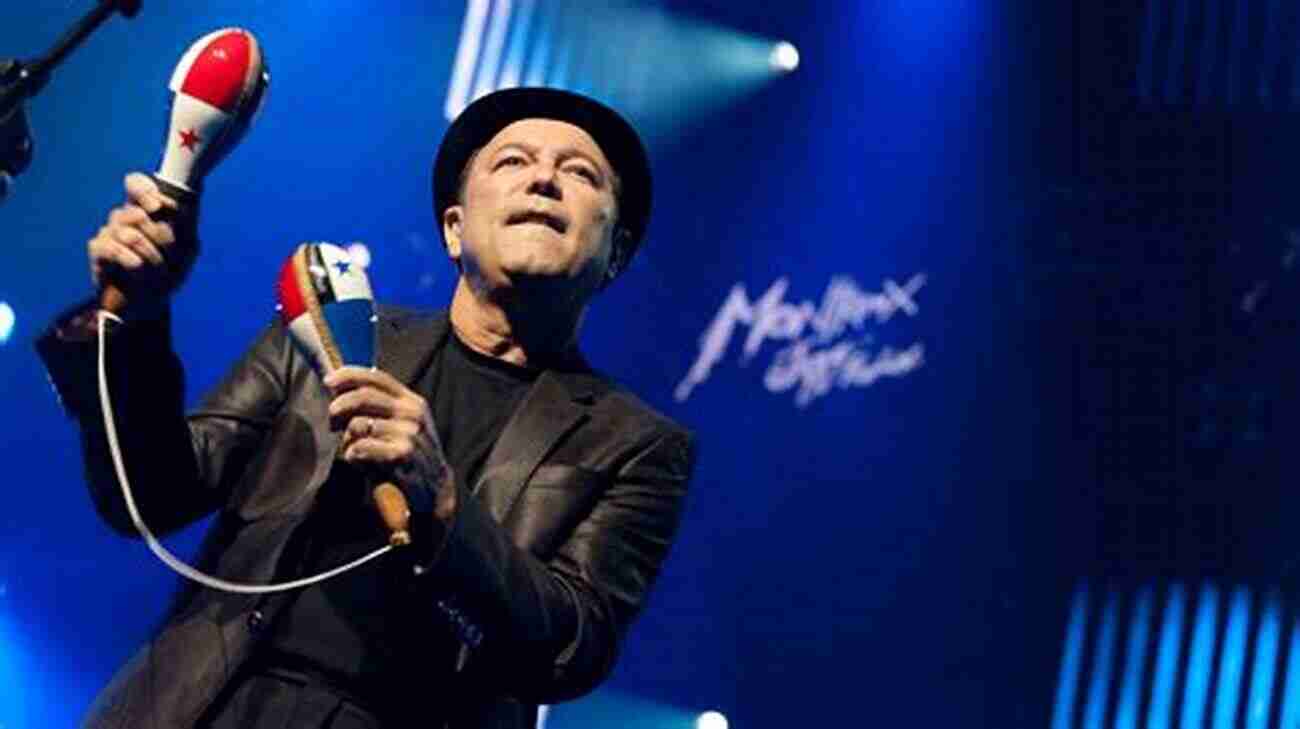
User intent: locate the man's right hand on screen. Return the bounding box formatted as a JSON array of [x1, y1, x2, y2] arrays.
[[88, 172, 198, 317]]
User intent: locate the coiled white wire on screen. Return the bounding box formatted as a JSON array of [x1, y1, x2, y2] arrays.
[[96, 309, 392, 594]]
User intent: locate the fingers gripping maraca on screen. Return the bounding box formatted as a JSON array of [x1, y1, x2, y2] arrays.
[[277, 243, 433, 547]]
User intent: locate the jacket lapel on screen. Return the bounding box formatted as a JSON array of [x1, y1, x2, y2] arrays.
[[473, 371, 596, 524]]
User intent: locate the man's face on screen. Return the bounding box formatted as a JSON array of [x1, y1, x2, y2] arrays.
[[443, 118, 620, 298]]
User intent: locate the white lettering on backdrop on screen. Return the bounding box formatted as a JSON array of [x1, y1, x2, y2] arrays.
[[674, 274, 927, 408]]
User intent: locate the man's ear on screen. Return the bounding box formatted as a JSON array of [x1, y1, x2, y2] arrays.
[[442, 206, 464, 262], [601, 227, 632, 288]]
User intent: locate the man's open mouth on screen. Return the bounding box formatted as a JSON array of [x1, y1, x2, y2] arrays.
[[507, 210, 568, 234]]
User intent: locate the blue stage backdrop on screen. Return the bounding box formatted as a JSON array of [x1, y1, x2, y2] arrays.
[[0, 2, 1058, 727]]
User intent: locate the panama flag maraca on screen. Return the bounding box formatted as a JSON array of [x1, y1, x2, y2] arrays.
[[276, 242, 376, 376], [157, 28, 269, 194], [277, 243, 412, 547]]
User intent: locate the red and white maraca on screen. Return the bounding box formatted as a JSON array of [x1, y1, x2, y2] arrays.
[[99, 28, 268, 314], [156, 28, 269, 195]]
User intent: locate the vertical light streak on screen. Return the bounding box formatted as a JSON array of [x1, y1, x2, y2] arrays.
[[1244, 592, 1281, 729], [1209, 587, 1252, 729], [470, 0, 514, 103], [1277, 612, 1300, 728], [445, 0, 492, 120], [1115, 586, 1155, 729], [523, 1, 552, 87], [1052, 583, 1091, 729], [1147, 584, 1188, 729], [497, 0, 537, 89], [1082, 590, 1121, 728], [1179, 584, 1221, 729]]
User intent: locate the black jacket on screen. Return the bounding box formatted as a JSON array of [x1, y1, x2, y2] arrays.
[[37, 305, 695, 729]]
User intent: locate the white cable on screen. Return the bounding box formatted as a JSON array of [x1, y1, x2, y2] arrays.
[[96, 309, 392, 594]]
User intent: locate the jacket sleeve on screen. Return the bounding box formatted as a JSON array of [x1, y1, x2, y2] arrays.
[[413, 425, 695, 704], [36, 303, 293, 537]]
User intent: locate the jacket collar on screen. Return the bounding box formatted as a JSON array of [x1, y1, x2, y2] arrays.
[[375, 305, 609, 403], [375, 304, 452, 387]]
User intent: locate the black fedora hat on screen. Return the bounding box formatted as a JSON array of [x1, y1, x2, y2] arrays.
[[432, 87, 652, 266]]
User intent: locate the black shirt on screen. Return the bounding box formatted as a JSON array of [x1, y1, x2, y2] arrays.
[[265, 331, 538, 708]]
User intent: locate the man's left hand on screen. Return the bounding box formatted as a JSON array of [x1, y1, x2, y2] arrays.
[[324, 366, 454, 519]]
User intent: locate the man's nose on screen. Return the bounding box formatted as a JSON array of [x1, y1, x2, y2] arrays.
[[526, 163, 562, 200]]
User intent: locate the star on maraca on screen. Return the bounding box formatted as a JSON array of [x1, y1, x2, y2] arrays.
[[179, 128, 202, 151]]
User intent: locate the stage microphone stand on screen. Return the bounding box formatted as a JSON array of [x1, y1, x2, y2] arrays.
[[0, 0, 141, 203]]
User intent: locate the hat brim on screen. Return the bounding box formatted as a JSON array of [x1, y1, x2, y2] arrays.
[[433, 87, 651, 252]]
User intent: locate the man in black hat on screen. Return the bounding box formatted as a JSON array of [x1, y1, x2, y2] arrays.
[[37, 87, 694, 728]]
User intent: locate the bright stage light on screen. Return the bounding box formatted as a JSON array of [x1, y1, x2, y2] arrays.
[[697, 710, 729, 729], [445, 2, 799, 132], [770, 41, 799, 73], [0, 302, 14, 344]]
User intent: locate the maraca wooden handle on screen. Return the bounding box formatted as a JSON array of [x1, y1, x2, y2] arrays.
[[372, 482, 412, 547], [98, 175, 196, 316], [99, 283, 129, 315]]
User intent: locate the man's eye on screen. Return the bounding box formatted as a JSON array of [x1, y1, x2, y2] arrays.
[[568, 167, 598, 183], [496, 156, 525, 168]]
